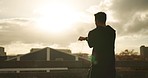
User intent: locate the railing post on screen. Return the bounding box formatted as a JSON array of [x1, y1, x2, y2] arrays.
[[47, 48, 50, 61]]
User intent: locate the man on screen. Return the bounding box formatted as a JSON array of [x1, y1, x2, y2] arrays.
[[78, 12, 116, 78]]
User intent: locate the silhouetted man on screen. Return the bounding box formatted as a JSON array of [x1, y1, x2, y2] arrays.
[[78, 12, 116, 78]]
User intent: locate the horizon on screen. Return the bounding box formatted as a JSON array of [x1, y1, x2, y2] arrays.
[[1, 43, 144, 55]]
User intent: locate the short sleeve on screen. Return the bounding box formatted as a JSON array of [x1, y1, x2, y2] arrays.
[[87, 31, 94, 48]]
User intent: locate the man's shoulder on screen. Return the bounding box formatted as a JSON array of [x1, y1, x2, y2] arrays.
[[89, 25, 116, 33], [106, 25, 116, 32], [89, 28, 98, 33]]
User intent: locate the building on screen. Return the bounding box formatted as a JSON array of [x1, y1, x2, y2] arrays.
[[30, 48, 72, 54], [4, 47, 90, 74], [0, 47, 6, 56], [140, 45, 148, 59], [0, 47, 90, 78], [56, 49, 72, 54], [7, 47, 87, 61], [0, 47, 7, 61], [1, 47, 148, 78], [73, 53, 89, 60]]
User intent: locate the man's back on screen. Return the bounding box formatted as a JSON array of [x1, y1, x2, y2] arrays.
[[87, 25, 116, 61], [87, 25, 116, 78]]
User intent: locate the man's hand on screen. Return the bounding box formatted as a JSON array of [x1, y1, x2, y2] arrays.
[[78, 36, 87, 41]]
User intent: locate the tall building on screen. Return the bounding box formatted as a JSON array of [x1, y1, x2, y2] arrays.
[[0, 47, 7, 60], [0, 47, 6, 56], [140, 45, 148, 59]]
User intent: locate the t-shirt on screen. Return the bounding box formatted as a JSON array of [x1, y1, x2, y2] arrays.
[[87, 25, 116, 64]]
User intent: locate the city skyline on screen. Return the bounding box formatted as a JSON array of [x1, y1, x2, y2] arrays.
[[0, 0, 148, 55]]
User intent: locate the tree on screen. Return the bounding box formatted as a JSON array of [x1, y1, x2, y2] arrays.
[[119, 49, 138, 56], [116, 49, 141, 61]]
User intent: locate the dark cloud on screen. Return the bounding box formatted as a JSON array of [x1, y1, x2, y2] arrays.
[[109, 0, 148, 36], [111, 0, 148, 12], [125, 13, 148, 35]]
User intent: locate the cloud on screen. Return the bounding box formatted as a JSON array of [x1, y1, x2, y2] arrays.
[[1, 0, 148, 54], [0, 0, 43, 19], [2, 41, 47, 55], [124, 12, 148, 35], [105, 0, 148, 36], [111, 0, 148, 12], [0, 18, 94, 55], [0, 18, 43, 44], [0, 18, 94, 46]]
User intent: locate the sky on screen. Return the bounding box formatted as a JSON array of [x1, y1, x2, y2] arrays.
[[0, 0, 148, 55]]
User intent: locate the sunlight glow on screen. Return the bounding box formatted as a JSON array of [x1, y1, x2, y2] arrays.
[[35, 2, 80, 34]]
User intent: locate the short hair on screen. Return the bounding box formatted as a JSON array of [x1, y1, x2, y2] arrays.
[[94, 12, 107, 23]]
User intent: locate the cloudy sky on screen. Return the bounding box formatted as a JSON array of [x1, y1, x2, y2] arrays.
[[0, 0, 148, 55]]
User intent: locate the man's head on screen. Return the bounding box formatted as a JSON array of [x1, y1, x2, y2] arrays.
[[94, 12, 107, 26]]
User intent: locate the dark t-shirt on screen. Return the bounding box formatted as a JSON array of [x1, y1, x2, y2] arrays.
[[87, 25, 116, 78]]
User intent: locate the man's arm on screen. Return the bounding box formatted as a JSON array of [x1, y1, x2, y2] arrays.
[[78, 36, 88, 41], [87, 31, 94, 48], [78, 31, 94, 48]]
